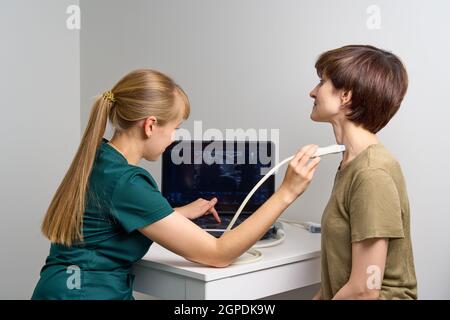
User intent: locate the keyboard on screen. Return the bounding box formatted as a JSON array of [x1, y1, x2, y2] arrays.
[[194, 214, 276, 240], [194, 214, 247, 230]]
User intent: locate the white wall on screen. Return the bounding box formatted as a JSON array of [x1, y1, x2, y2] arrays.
[[2, 0, 447, 300], [0, 0, 80, 299]]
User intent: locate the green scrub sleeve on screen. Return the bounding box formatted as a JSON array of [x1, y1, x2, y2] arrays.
[[111, 168, 174, 233]]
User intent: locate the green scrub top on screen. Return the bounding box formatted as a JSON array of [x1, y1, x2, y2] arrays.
[[32, 138, 174, 300]]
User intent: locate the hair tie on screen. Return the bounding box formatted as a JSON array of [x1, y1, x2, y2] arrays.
[[102, 91, 116, 103]]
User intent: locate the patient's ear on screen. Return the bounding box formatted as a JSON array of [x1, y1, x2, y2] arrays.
[[340, 90, 352, 109], [143, 116, 157, 139]]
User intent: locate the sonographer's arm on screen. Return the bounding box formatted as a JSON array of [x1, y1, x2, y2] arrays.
[[216, 144, 320, 265], [139, 145, 320, 267], [174, 197, 221, 223]]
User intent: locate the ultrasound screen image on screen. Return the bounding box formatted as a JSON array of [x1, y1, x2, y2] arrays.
[[162, 141, 275, 213]]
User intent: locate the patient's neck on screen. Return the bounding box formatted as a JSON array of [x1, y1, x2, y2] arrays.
[[332, 120, 379, 169]]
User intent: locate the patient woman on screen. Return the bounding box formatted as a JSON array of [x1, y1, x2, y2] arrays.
[[309, 45, 417, 300]]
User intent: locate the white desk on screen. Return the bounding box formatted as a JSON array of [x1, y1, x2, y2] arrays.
[[132, 222, 321, 299]]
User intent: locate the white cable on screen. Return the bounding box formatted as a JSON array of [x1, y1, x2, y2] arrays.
[[226, 144, 344, 265], [252, 227, 286, 248], [226, 144, 345, 232], [231, 227, 285, 265], [231, 248, 263, 265], [278, 218, 309, 228], [278, 218, 321, 233], [225, 156, 294, 232]]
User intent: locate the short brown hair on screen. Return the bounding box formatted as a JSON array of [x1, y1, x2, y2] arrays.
[[315, 45, 408, 133]]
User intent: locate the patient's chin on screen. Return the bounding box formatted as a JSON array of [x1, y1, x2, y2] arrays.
[[310, 112, 320, 122], [310, 110, 330, 123]]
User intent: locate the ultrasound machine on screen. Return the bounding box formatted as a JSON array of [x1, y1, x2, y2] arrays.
[[161, 140, 277, 239]]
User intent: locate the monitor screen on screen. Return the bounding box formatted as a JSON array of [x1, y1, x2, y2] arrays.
[[162, 140, 275, 213]]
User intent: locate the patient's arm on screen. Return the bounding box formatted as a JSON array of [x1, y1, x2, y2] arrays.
[[332, 238, 388, 300]]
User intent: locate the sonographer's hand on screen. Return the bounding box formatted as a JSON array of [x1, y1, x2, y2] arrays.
[[175, 197, 221, 223], [279, 145, 321, 203]]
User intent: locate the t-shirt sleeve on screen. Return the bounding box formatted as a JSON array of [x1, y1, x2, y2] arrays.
[[111, 169, 174, 233], [349, 168, 404, 242]]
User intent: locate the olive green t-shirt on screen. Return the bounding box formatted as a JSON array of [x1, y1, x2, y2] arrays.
[[321, 144, 417, 299]]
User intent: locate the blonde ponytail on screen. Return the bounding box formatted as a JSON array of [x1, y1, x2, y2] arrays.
[[41, 95, 112, 246], [41, 69, 189, 246]]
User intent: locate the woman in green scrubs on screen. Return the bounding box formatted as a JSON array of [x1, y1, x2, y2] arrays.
[[32, 69, 321, 300]]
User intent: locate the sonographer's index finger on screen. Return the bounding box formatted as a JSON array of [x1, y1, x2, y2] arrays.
[[296, 145, 318, 169], [291, 144, 315, 166]]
